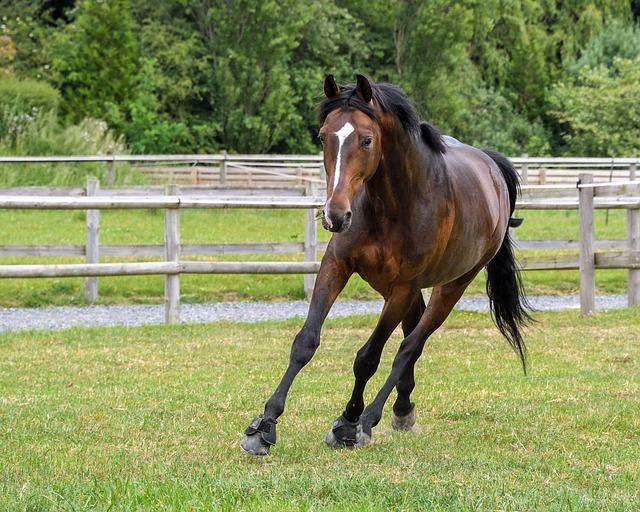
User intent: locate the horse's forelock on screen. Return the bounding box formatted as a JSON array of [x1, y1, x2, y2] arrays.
[[318, 86, 377, 125]]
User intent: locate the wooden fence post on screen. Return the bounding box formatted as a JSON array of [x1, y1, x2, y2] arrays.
[[220, 151, 227, 185], [628, 157, 639, 306], [521, 153, 529, 185], [578, 173, 595, 315], [628, 207, 640, 307], [164, 184, 181, 324], [539, 168, 547, 185], [304, 180, 318, 300], [106, 154, 115, 186], [85, 178, 100, 303]]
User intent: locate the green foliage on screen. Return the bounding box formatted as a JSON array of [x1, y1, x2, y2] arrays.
[[550, 57, 640, 156], [570, 19, 640, 73], [0, 113, 137, 186], [201, 0, 308, 153], [458, 86, 551, 156], [0, 0, 639, 156], [0, 75, 59, 112], [288, 1, 371, 152], [132, 2, 217, 151], [0, 75, 60, 143], [113, 59, 191, 154], [467, 0, 550, 119], [52, 0, 139, 124], [536, 0, 632, 66], [399, 0, 475, 132], [0, 3, 56, 81]]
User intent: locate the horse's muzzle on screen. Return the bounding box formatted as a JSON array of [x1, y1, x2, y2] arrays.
[[322, 209, 352, 233]]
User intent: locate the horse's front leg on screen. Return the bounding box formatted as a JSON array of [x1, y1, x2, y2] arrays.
[[325, 284, 416, 448], [240, 256, 351, 456]]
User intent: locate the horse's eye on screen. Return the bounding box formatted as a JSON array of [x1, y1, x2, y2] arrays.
[[362, 136, 373, 148], [318, 134, 326, 145]]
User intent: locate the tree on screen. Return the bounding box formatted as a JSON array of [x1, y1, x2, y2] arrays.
[[396, 0, 474, 132], [0, 1, 58, 82], [116, 58, 190, 154], [569, 19, 640, 73], [288, 1, 370, 152], [2, 0, 639, 156], [550, 57, 640, 156], [52, 0, 138, 124]]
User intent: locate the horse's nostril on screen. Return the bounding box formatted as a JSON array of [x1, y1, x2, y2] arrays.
[[344, 211, 352, 223]]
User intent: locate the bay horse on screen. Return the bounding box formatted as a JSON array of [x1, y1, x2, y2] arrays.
[[241, 74, 531, 456]]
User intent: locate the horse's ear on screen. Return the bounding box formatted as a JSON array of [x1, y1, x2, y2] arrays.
[[324, 74, 340, 98], [355, 74, 373, 103]]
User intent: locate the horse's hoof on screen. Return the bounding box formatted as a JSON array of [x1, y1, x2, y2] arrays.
[[325, 426, 372, 448], [325, 415, 373, 449], [241, 415, 277, 456], [355, 423, 372, 447], [391, 404, 416, 431], [325, 414, 361, 449], [240, 432, 270, 456], [324, 428, 343, 449]]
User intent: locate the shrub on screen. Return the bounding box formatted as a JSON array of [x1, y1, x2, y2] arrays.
[[0, 76, 60, 143], [0, 75, 59, 113]]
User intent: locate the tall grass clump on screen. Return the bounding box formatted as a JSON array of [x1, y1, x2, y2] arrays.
[[0, 76, 144, 186]]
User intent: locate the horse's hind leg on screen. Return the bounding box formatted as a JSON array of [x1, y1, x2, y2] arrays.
[[325, 284, 416, 448], [358, 274, 477, 443], [391, 292, 426, 431]]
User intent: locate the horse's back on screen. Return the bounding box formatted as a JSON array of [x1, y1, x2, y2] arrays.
[[435, 137, 512, 272], [442, 137, 510, 229]]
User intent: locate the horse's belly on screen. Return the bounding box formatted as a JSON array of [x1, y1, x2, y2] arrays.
[[419, 213, 506, 287]]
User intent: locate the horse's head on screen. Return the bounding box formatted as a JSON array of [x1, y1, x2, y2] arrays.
[[318, 74, 383, 233]]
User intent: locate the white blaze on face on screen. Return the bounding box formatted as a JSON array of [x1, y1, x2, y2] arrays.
[[332, 122, 355, 192], [324, 121, 355, 229]]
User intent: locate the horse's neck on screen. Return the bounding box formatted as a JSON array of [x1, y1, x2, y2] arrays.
[[364, 134, 443, 220]]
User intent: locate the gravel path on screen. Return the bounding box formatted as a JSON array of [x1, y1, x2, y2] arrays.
[[0, 294, 629, 333]]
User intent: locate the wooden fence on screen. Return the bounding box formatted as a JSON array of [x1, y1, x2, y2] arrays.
[[0, 154, 638, 186], [0, 175, 639, 321]]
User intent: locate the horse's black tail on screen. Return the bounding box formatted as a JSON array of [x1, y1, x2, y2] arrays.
[[483, 149, 532, 373]]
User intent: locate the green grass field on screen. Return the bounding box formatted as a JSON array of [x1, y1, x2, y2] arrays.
[[0, 207, 631, 307], [1, 309, 638, 510]]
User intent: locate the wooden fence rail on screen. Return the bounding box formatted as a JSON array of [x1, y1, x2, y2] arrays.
[[1, 154, 639, 186], [0, 176, 639, 321]]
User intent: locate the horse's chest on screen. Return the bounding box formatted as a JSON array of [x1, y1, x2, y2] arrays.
[[355, 246, 397, 292], [353, 233, 420, 294]]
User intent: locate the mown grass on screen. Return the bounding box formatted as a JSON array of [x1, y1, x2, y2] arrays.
[[0, 207, 631, 307], [0, 309, 638, 510]]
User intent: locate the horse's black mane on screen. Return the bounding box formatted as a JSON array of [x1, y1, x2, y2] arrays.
[[318, 81, 446, 154]]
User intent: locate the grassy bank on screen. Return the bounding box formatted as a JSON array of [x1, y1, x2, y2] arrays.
[[0, 309, 638, 510]]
